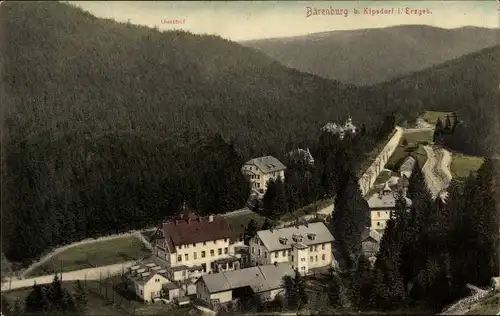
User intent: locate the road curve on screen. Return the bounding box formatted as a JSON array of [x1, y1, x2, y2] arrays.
[[422, 145, 453, 199]]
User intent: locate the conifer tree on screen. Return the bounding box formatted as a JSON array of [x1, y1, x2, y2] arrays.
[[74, 280, 88, 314], [243, 219, 258, 244]]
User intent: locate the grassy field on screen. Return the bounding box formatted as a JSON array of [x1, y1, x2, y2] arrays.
[[450, 152, 485, 181], [226, 212, 267, 237], [421, 111, 453, 125], [27, 236, 150, 277], [404, 130, 434, 146], [466, 292, 500, 315]]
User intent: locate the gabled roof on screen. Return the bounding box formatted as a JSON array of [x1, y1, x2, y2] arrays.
[[161, 214, 235, 252], [362, 228, 381, 243], [244, 156, 286, 174], [400, 156, 416, 175], [256, 222, 334, 252], [197, 263, 294, 294]]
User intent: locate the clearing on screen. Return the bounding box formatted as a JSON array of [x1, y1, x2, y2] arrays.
[[27, 236, 150, 277], [421, 111, 454, 126], [279, 198, 334, 223], [450, 152, 484, 181]]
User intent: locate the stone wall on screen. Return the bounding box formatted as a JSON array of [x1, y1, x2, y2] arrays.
[[359, 127, 403, 196]]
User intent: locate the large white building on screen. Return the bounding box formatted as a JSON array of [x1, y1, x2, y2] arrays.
[[249, 222, 336, 275], [366, 182, 412, 232], [241, 156, 286, 197], [152, 207, 246, 283]]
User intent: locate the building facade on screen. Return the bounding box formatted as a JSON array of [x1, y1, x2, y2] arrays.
[[241, 156, 286, 196], [249, 222, 335, 275], [195, 263, 294, 310], [152, 206, 245, 283], [366, 182, 412, 232]]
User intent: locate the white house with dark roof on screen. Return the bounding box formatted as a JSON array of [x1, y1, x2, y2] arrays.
[[124, 257, 182, 302], [195, 263, 294, 309], [241, 156, 287, 196], [249, 222, 336, 275], [367, 182, 412, 232]]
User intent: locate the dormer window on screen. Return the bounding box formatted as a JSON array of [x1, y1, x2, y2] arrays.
[[307, 233, 316, 241], [292, 234, 303, 243], [279, 237, 288, 245]]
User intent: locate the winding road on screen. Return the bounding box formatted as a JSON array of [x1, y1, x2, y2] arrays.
[[422, 145, 452, 199]]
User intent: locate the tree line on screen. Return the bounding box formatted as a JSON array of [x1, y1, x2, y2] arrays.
[[1, 1, 397, 264]]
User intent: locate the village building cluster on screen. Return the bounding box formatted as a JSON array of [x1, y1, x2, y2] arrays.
[[123, 118, 415, 311]]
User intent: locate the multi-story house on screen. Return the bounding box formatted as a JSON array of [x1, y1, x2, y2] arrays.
[[367, 182, 412, 232], [151, 205, 245, 283], [249, 222, 335, 275], [241, 156, 286, 197]]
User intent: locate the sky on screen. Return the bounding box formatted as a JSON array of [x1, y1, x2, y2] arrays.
[[70, 1, 499, 41]]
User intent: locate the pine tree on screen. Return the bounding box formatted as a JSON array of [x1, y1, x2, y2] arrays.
[[13, 298, 24, 316], [350, 254, 373, 307], [260, 219, 274, 231], [74, 280, 88, 314], [294, 270, 308, 309], [262, 178, 288, 219], [47, 274, 64, 310], [327, 272, 348, 307], [331, 172, 369, 263], [444, 115, 452, 133], [243, 219, 258, 244], [282, 274, 298, 310]]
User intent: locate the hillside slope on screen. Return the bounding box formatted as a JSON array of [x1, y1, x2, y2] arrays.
[[0, 2, 389, 261], [375, 45, 500, 157], [241, 25, 499, 85]]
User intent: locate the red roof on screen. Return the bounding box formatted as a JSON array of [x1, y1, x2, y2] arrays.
[[162, 214, 236, 253]]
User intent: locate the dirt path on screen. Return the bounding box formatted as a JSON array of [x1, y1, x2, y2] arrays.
[[422, 145, 453, 199]]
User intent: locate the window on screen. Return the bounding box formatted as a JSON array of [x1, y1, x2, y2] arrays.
[[264, 252, 268, 258], [185, 254, 188, 261], [291, 255, 294, 261], [177, 255, 182, 262], [252, 247, 255, 253], [377, 222, 381, 227], [193, 243, 196, 247], [310, 256, 313, 262], [309, 246, 313, 251], [224, 238, 228, 243], [155, 278, 160, 282], [322, 244, 325, 250], [315, 255, 318, 262], [214, 241, 217, 244], [224, 247, 228, 254], [258, 249, 261, 256], [301, 258, 305, 262], [301, 266, 305, 271], [218, 248, 222, 255], [201, 251, 206, 258], [203, 242, 206, 246], [210, 250, 215, 256], [194, 252, 197, 259], [377, 212, 380, 217], [322, 254, 326, 261], [275, 252, 279, 258], [282, 250, 286, 256]]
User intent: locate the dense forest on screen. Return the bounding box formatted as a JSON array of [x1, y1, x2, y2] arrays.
[[240, 157, 499, 315], [374, 45, 500, 157], [0, 2, 396, 263], [1, 0, 498, 266]]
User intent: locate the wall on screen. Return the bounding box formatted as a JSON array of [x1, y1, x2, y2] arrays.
[[358, 127, 403, 196], [307, 242, 332, 270], [2, 261, 136, 292]]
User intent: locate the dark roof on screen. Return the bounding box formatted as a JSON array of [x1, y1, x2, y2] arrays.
[[162, 214, 235, 252]]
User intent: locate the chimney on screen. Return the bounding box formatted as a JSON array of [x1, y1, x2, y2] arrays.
[[209, 215, 214, 222], [274, 262, 278, 267]]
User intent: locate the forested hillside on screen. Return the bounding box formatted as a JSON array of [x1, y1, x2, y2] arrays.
[[376, 45, 500, 157], [0, 2, 391, 262], [242, 25, 499, 85]]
